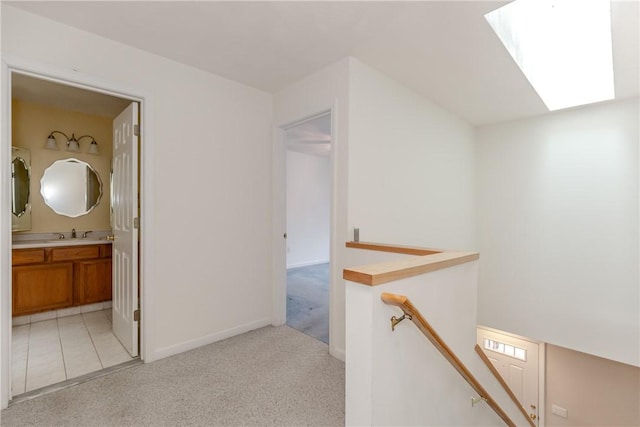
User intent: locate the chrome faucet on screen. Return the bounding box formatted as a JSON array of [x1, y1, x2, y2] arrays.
[[55, 232, 65, 240], [82, 231, 92, 239], [71, 228, 76, 239]]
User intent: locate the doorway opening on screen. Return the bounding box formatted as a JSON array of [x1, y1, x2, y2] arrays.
[[6, 72, 142, 400], [283, 113, 331, 344], [476, 326, 546, 425]]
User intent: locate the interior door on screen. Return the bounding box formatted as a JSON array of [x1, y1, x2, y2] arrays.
[[477, 327, 540, 425], [112, 102, 139, 357]]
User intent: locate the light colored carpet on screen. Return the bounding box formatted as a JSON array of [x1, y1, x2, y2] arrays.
[[286, 263, 329, 344], [1, 326, 344, 427]]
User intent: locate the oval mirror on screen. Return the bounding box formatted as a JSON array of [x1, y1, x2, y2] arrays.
[[12, 156, 30, 218], [41, 158, 103, 217]]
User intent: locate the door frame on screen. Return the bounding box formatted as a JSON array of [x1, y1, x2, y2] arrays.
[[0, 55, 157, 408], [272, 108, 338, 356]]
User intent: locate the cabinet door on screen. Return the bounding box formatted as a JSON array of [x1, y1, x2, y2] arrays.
[[75, 259, 112, 305], [12, 263, 74, 316]]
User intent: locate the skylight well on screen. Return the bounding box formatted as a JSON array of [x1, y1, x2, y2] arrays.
[[485, 0, 615, 111]]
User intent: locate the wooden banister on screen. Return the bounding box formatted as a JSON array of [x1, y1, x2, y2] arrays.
[[475, 345, 536, 427], [380, 292, 517, 427]]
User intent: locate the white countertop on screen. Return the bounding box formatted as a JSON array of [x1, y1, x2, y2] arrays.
[[12, 239, 111, 249]]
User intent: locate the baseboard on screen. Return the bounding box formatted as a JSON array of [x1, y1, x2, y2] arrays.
[[286, 259, 330, 269], [153, 318, 271, 361], [330, 346, 345, 362]]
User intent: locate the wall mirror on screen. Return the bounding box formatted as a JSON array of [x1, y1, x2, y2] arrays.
[[41, 158, 103, 218], [12, 147, 32, 231]]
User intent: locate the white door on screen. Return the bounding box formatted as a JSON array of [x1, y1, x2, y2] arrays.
[[112, 102, 139, 357], [477, 327, 540, 425]]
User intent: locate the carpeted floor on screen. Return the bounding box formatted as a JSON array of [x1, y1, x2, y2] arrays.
[[1, 326, 344, 427], [286, 263, 329, 344]]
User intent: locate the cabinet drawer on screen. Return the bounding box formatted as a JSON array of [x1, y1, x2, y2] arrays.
[[51, 246, 100, 262], [12, 249, 45, 265]]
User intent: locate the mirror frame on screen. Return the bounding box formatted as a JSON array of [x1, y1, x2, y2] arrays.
[[11, 156, 30, 218], [11, 146, 32, 232]]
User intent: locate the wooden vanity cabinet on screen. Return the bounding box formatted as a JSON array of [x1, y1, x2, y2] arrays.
[[12, 262, 74, 316], [12, 244, 112, 316], [74, 259, 112, 305]]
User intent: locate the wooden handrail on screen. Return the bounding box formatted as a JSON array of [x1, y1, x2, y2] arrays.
[[346, 241, 441, 256], [381, 292, 516, 427], [475, 345, 536, 427]]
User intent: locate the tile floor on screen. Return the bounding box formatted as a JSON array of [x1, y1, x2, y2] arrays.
[[11, 309, 135, 396]]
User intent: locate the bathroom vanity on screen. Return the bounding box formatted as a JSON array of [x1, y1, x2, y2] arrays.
[[12, 241, 112, 316]]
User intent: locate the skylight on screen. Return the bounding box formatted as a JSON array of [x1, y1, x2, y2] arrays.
[[485, 0, 615, 111]]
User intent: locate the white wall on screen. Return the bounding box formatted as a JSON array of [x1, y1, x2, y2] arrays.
[[286, 150, 330, 268], [348, 60, 476, 251], [2, 5, 273, 364], [545, 344, 640, 426], [275, 58, 478, 359], [476, 98, 639, 367]]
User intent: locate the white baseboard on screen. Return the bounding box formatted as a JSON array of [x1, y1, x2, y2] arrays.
[[152, 318, 271, 361], [286, 259, 330, 269], [330, 346, 345, 362]]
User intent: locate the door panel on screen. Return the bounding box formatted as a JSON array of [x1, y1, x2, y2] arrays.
[[477, 327, 539, 425], [112, 102, 139, 357]]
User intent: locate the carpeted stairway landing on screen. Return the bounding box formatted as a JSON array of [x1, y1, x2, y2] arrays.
[[1, 326, 345, 427]]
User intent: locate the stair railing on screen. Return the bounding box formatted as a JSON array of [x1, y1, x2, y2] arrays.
[[381, 292, 517, 427]]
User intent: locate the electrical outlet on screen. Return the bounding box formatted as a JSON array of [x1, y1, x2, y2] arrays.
[[551, 404, 568, 418]]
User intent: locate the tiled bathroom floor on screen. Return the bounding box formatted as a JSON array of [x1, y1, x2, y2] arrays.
[[11, 309, 135, 396]]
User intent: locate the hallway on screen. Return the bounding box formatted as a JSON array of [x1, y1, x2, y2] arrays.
[[2, 326, 345, 426]]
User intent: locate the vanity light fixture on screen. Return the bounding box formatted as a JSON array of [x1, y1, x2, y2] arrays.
[[45, 131, 100, 155]]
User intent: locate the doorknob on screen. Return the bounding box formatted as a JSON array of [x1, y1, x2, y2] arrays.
[[530, 413, 537, 420], [106, 235, 115, 241]]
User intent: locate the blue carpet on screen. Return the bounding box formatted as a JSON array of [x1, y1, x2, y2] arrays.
[[286, 263, 329, 344]]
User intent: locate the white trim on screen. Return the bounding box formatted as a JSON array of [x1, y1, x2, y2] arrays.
[[153, 318, 272, 360], [538, 342, 546, 427], [327, 100, 341, 361], [0, 55, 156, 408], [271, 126, 287, 327], [330, 346, 345, 363], [1, 59, 13, 412], [286, 259, 330, 269], [281, 111, 331, 131]]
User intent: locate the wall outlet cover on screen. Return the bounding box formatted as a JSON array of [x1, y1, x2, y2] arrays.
[[551, 404, 568, 418]]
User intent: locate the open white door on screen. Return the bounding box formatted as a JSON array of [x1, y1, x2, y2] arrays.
[[112, 102, 139, 357]]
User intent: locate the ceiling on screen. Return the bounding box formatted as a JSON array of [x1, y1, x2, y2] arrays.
[[12, 73, 131, 118], [6, 1, 639, 126]]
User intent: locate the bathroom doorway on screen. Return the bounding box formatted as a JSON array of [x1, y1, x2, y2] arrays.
[[283, 113, 331, 344], [5, 72, 142, 400]]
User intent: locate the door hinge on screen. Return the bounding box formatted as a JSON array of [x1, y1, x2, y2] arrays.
[[133, 217, 139, 229], [134, 309, 140, 322], [133, 124, 140, 136]]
